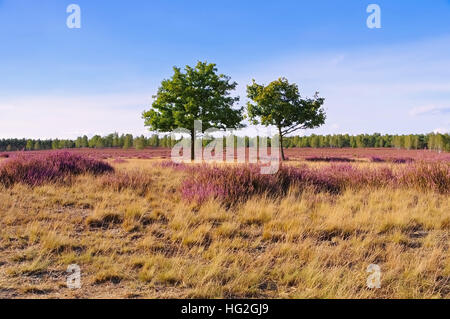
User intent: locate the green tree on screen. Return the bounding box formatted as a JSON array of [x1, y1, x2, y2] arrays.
[[149, 134, 159, 147], [34, 140, 41, 150], [26, 139, 33, 151], [310, 135, 320, 148], [142, 61, 244, 160], [112, 133, 120, 148], [135, 135, 146, 150], [246, 77, 325, 160], [95, 138, 104, 148], [82, 135, 89, 148], [88, 136, 100, 148], [123, 134, 133, 149], [75, 137, 83, 148], [52, 139, 59, 150]]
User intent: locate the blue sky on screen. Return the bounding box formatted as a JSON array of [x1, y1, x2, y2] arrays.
[[0, 0, 449, 138]]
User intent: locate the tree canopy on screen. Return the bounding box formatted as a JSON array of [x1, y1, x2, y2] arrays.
[[142, 61, 244, 160], [247, 77, 326, 160]]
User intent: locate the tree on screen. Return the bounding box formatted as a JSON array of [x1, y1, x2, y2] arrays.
[[95, 138, 104, 148], [123, 134, 133, 149], [82, 135, 89, 148], [134, 135, 146, 150], [75, 137, 83, 148], [52, 139, 59, 150], [112, 133, 120, 148], [149, 134, 159, 147], [34, 141, 41, 150], [89, 135, 100, 148], [26, 139, 33, 151], [142, 61, 244, 160], [247, 77, 325, 160]]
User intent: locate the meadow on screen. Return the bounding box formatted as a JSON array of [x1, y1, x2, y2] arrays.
[[0, 148, 448, 298]]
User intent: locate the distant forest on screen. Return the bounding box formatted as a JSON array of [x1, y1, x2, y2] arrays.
[[1, 133, 449, 152]]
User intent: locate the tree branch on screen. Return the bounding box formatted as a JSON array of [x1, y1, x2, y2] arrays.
[[282, 124, 307, 136]]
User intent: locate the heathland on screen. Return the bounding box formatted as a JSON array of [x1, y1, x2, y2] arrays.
[[0, 148, 448, 298]]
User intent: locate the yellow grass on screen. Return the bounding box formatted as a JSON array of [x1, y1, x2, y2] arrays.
[[0, 159, 448, 298]]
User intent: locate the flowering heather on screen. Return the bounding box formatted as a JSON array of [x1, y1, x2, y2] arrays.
[[179, 164, 353, 205], [0, 147, 172, 161], [180, 164, 288, 206], [0, 152, 113, 187], [399, 161, 450, 194], [305, 156, 355, 162], [389, 157, 415, 164], [1, 147, 448, 162], [178, 162, 449, 205], [159, 161, 190, 171], [370, 156, 416, 163], [285, 147, 450, 162]]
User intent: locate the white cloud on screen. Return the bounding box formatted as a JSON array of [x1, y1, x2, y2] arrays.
[[0, 93, 155, 139], [0, 93, 153, 110], [330, 123, 340, 130], [433, 127, 449, 134], [409, 105, 450, 116]]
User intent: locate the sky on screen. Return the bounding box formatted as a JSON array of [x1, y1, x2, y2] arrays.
[[0, 0, 449, 139]]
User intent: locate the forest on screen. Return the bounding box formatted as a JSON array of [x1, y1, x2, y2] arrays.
[[1, 132, 449, 152]]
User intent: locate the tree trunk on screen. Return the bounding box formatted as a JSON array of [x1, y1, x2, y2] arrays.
[[278, 127, 285, 161], [190, 130, 195, 161]]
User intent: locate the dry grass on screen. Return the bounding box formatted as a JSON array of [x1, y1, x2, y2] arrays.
[[0, 159, 448, 299]]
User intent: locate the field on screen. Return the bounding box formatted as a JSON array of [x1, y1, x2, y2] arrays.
[[2, 147, 449, 162], [0, 148, 449, 299]]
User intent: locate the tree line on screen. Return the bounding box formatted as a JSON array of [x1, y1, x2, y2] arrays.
[[1, 132, 449, 152], [0, 133, 173, 152], [283, 133, 450, 151]]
